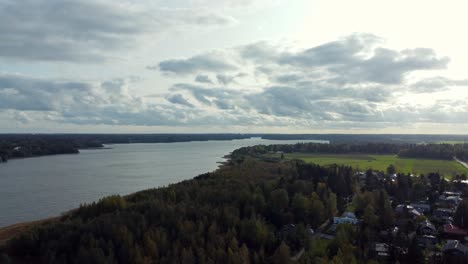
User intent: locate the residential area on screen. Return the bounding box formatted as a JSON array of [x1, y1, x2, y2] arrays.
[[316, 168, 468, 263]]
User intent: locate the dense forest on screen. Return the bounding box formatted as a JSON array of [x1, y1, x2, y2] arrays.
[[2, 153, 467, 263], [0, 158, 380, 263], [232, 142, 468, 162], [2, 138, 468, 264]]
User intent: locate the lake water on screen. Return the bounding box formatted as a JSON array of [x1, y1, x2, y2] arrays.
[[0, 138, 326, 227]]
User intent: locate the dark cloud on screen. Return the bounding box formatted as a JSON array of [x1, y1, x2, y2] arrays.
[[166, 94, 194, 107], [195, 74, 213, 84], [0, 0, 235, 62]]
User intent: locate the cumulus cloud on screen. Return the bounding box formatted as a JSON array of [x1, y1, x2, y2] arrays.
[[156, 52, 238, 75], [152, 33, 466, 129], [409, 76, 468, 93], [0, 0, 236, 62], [155, 34, 449, 85], [3, 33, 467, 131]]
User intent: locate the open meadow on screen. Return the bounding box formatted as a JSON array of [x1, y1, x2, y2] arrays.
[[283, 153, 468, 178]]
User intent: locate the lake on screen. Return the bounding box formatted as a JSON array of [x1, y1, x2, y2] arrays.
[[0, 138, 326, 227]]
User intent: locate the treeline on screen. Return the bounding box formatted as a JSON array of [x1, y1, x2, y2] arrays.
[[258, 134, 468, 144], [0, 139, 79, 162], [0, 134, 252, 145], [0, 134, 253, 162], [0, 159, 366, 263], [232, 143, 401, 156], [232, 142, 468, 161]]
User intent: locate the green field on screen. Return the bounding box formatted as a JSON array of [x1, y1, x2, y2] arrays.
[[283, 153, 468, 177], [432, 140, 467, 145]]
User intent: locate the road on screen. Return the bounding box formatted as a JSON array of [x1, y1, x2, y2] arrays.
[[454, 156, 468, 169]]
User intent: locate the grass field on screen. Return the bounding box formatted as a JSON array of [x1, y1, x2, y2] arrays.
[[432, 140, 467, 145], [283, 153, 468, 177]]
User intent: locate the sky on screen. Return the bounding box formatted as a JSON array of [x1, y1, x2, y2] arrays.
[[1, 0, 468, 134]]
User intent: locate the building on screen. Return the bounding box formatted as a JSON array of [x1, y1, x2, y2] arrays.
[[443, 191, 462, 197], [410, 202, 431, 214], [333, 212, 359, 225], [373, 243, 390, 262], [434, 208, 455, 222], [442, 240, 468, 264], [416, 235, 438, 249], [395, 204, 422, 219], [438, 196, 462, 209], [418, 220, 437, 236], [442, 224, 468, 240]]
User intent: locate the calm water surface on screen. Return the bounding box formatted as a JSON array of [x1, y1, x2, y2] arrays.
[[0, 138, 326, 227]]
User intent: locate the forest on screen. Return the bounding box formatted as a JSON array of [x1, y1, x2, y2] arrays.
[[2, 150, 468, 263], [0, 158, 377, 263]]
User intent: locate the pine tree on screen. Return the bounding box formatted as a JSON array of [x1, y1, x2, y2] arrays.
[[273, 241, 291, 264]]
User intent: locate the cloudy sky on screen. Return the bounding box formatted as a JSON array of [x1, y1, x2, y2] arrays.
[[1, 0, 468, 133]]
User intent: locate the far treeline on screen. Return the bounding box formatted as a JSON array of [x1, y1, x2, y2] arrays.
[[232, 143, 468, 162], [1, 134, 468, 163], [0, 134, 251, 162]]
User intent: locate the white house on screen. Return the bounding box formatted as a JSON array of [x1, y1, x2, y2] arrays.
[[333, 212, 359, 225]]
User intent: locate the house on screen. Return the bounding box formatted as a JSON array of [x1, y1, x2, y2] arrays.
[[373, 243, 390, 261], [416, 235, 438, 249], [395, 204, 422, 219], [333, 212, 359, 225], [356, 172, 366, 184], [379, 226, 399, 242], [438, 196, 462, 209], [443, 191, 462, 197], [418, 220, 437, 236], [442, 240, 468, 264], [446, 196, 462, 207], [434, 208, 455, 222], [410, 202, 431, 214], [442, 224, 468, 240]]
